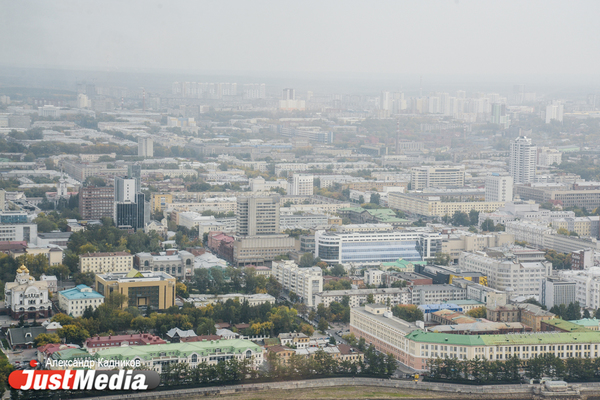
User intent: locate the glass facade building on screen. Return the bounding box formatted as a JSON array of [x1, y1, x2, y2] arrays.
[[315, 230, 442, 264]]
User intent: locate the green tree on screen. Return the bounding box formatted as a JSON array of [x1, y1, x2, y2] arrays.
[[433, 252, 450, 266], [466, 307, 487, 319], [481, 218, 494, 232], [33, 333, 61, 347], [57, 324, 90, 345], [330, 264, 346, 277], [391, 305, 424, 322], [317, 318, 329, 334], [469, 209, 480, 226], [451, 211, 470, 226], [298, 253, 315, 268]]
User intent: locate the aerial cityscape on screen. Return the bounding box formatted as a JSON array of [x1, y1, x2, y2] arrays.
[[1, 1, 600, 399]]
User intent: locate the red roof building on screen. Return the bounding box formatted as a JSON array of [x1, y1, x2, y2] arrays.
[[84, 333, 166, 353]]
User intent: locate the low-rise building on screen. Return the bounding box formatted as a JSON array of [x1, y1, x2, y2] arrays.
[[58, 285, 105, 317], [4, 265, 51, 319], [410, 284, 466, 306], [388, 192, 504, 218], [350, 305, 600, 372], [95, 269, 176, 311], [278, 332, 310, 349], [314, 288, 411, 308], [79, 251, 134, 274], [84, 333, 166, 354], [91, 339, 263, 372], [136, 249, 194, 279], [459, 251, 552, 297]]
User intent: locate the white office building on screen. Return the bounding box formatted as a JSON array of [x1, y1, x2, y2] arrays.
[[484, 175, 513, 202], [288, 174, 314, 196], [509, 136, 537, 184], [540, 277, 576, 309], [410, 166, 465, 190], [557, 268, 600, 310], [315, 229, 442, 264], [459, 251, 552, 297], [115, 177, 137, 202]]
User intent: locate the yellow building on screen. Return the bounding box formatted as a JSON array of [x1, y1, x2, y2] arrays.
[[95, 269, 176, 310], [79, 251, 133, 274], [388, 192, 505, 218], [151, 193, 173, 211]]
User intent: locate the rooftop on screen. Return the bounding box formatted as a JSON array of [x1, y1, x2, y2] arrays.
[[80, 251, 132, 258], [91, 339, 261, 361], [407, 329, 600, 346], [543, 319, 591, 332], [59, 284, 104, 300]]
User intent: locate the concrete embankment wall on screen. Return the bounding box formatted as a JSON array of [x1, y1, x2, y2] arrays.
[[86, 377, 600, 400]]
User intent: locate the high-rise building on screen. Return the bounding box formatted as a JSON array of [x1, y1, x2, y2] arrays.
[[77, 94, 90, 108], [128, 164, 142, 193], [282, 88, 295, 100], [545, 102, 564, 124], [79, 185, 115, 220], [485, 175, 513, 202], [138, 137, 153, 157], [380, 91, 391, 111], [115, 177, 137, 203], [287, 174, 314, 196], [236, 196, 279, 236], [509, 136, 537, 184], [115, 193, 145, 230]]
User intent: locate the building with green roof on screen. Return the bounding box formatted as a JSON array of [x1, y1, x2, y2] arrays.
[[541, 319, 591, 333], [381, 258, 427, 272], [569, 318, 600, 331], [350, 305, 600, 372], [92, 339, 263, 372]]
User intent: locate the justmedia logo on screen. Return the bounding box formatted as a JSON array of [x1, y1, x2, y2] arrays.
[[8, 360, 160, 391]]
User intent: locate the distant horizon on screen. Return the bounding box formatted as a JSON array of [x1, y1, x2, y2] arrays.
[[0, 65, 599, 98]]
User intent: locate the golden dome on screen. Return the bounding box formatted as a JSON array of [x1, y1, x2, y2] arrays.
[[17, 265, 29, 274]]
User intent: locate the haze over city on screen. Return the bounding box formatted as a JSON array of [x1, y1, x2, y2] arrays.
[[2, 1, 600, 399]]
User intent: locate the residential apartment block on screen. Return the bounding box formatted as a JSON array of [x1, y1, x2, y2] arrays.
[[271, 260, 323, 307], [79, 251, 134, 274], [314, 288, 411, 308]]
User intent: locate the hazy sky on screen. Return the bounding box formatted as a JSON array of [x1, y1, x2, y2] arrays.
[[1, 0, 599, 76]]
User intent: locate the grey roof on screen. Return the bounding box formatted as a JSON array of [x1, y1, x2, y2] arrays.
[[166, 328, 197, 339], [8, 326, 47, 346]]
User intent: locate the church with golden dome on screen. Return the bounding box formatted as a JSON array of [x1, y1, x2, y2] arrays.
[[4, 264, 52, 319]]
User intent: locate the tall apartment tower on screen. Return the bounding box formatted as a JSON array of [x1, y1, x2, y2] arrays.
[[282, 88, 295, 100], [509, 136, 537, 184], [288, 174, 314, 196], [485, 175, 513, 202], [237, 196, 279, 236], [114, 177, 137, 203], [138, 137, 153, 157], [128, 164, 142, 193]]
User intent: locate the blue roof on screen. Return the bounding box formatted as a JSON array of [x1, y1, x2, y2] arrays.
[[59, 285, 104, 300], [418, 303, 463, 313]]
